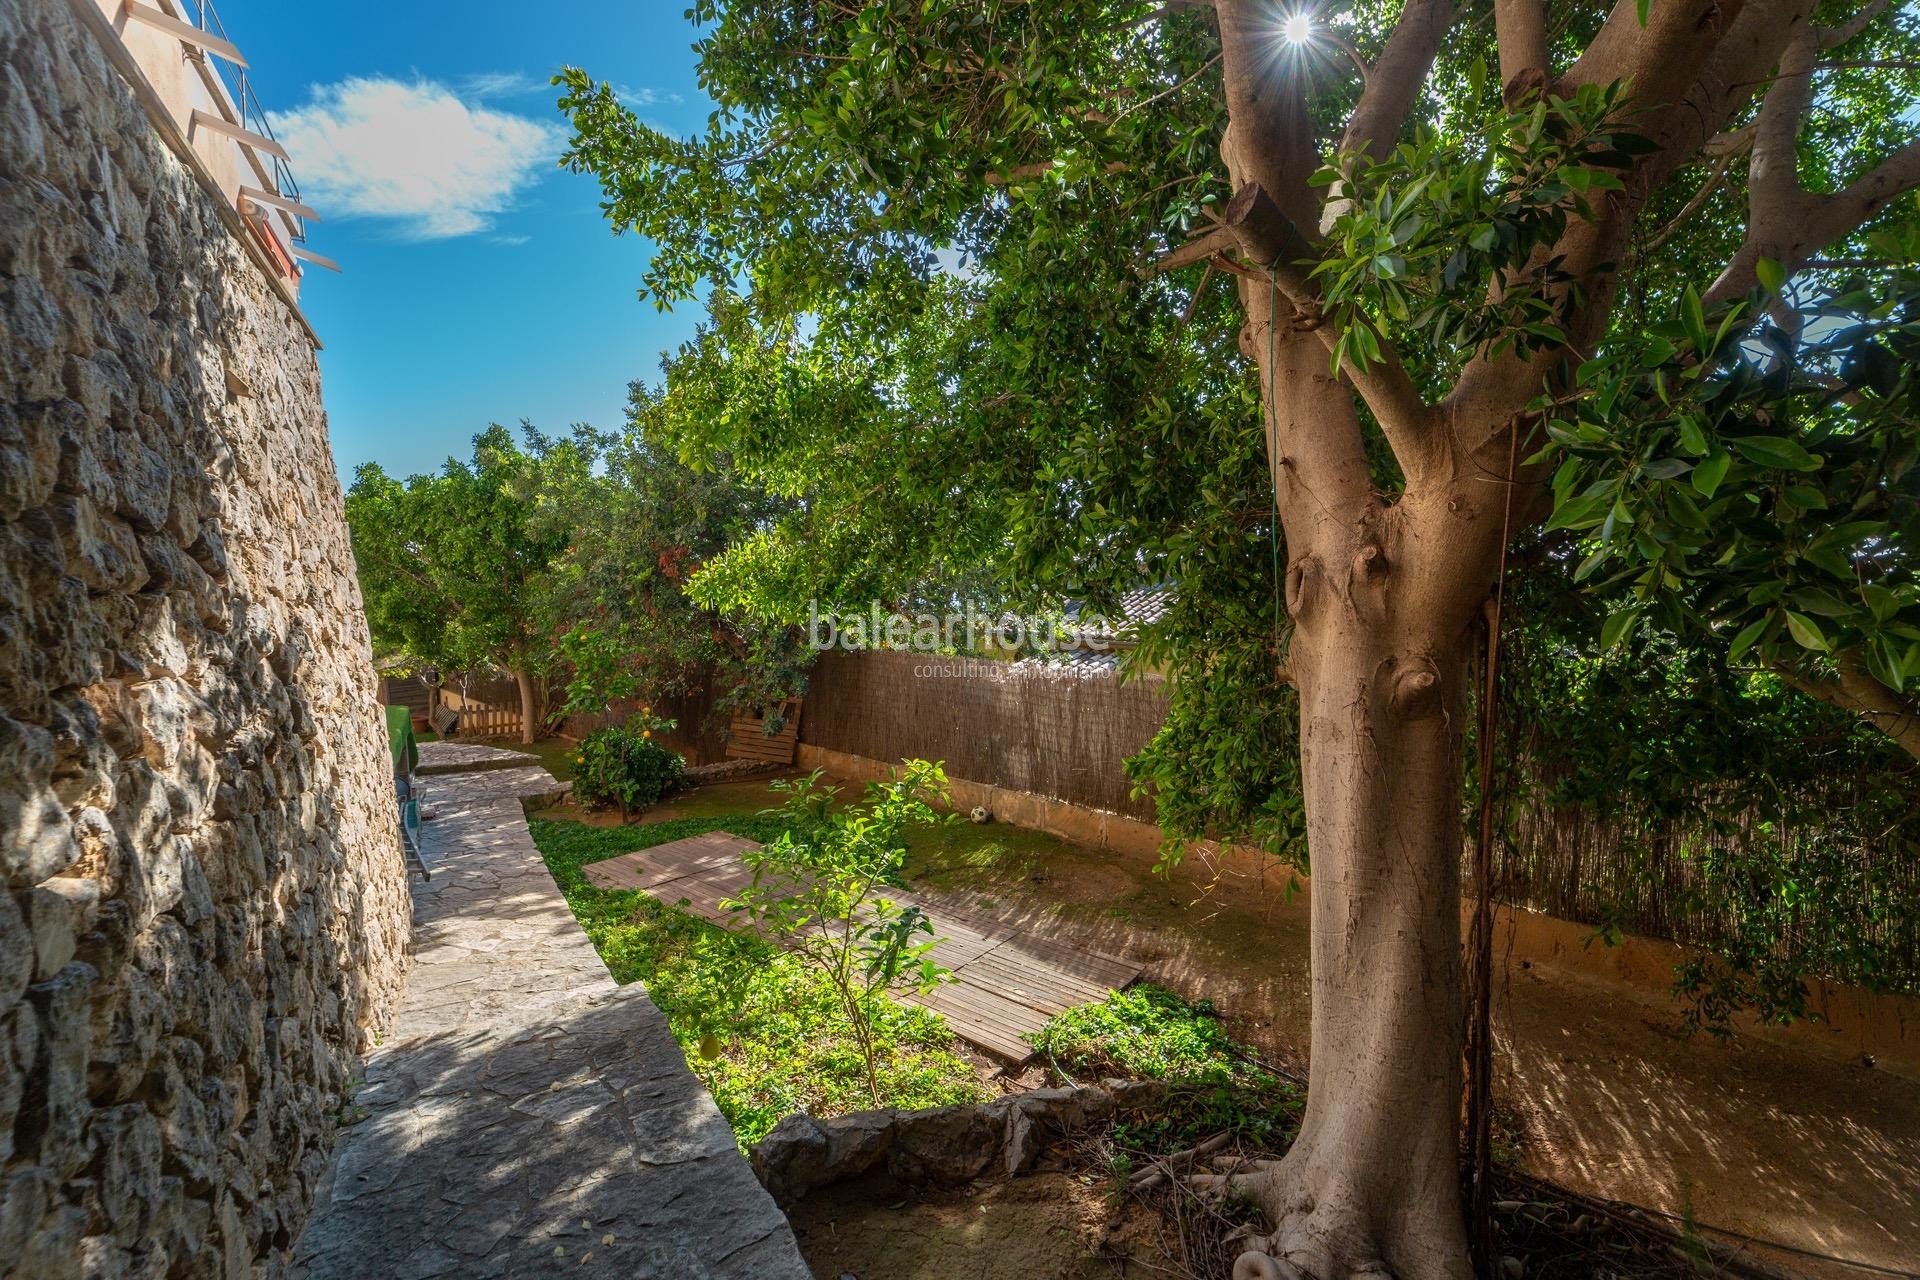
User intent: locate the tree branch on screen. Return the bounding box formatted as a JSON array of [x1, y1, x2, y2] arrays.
[[1818, 135, 1920, 237], [983, 160, 1131, 186], [1709, 132, 1920, 302], [1338, 0, 1459, 163], [1223, 184, 1438, 476], [1215, 0, 1323, 221], [1493, 0, 1549, 100], [1113, 52, 1224, 122], [1641, 150, 1738, 252], [1782, 651, 1920, 763], [1146, 225, 1241, 275], [1818, 0, 1891, 50], [1111, 0, 1216, 32], [1584, 0, 1810, 176], [1701, 122, 1758, 159], [1444, 0, 1803, 435], [1805, 256, 1913, 269], [1564, 0, 1732, 99], [1749, 29, 1819, 239], [1818, 59, 1920, 72]]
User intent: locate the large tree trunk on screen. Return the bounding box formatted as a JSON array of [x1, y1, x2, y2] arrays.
[[1204, 10, 1511, 1269], [513, 667, 539, 745], [1220, 504, 1482, 1280]]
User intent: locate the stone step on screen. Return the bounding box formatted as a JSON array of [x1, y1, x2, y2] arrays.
[[415, 741, 550, 777]]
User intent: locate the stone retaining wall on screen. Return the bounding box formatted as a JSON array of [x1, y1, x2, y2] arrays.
[[1, 1, 411, 1274], [750, 1081, 1167, 1207]]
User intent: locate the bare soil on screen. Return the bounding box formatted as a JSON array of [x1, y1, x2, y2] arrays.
[[787, 1171, 1159, 1280], [783, 1146, 1800, 1280]]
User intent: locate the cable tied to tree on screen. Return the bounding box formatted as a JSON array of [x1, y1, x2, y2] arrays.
[[1467, 420, 1521, 1270], [1266, 270, 1284, 677]]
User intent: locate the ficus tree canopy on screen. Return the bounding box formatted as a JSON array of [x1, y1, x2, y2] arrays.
[[556, 0, 1920, 1274]]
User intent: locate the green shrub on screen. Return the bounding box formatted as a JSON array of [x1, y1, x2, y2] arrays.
[[571, 714, 683, 816], [531, 812, 988, 1145], [1032, 984, 1301, 1152], [728, 762, 956, 1103]]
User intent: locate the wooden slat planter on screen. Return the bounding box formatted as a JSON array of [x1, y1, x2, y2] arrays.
[[725, 698, 802, 765]]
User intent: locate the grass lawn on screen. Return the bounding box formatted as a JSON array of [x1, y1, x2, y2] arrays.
[[531, 812, 988, 1144]]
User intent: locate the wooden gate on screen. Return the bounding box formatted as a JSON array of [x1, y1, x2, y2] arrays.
[[724, 698, 802, 765]]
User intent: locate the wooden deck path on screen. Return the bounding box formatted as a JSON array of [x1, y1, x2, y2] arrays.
[[584, 831, 1142, 1060]]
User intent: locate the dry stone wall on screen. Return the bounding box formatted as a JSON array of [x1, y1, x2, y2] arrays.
[[0, 1, 411, 1275]]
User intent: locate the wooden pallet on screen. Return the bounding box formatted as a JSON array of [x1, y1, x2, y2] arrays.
[[583, 830, 1143, 1061], [724, 698, 802, 764]]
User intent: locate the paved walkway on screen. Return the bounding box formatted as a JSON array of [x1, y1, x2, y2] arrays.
[[294, 745, 809, 1280], [585, 831, 1143, 1060]]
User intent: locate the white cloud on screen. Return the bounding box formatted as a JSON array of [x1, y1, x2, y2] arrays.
[[613, 83, 684, 107], [270, 77, 565, 239], [458, 70, 549, 99]]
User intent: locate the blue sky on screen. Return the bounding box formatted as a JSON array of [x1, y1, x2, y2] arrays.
[[234, 1, 711, 482]]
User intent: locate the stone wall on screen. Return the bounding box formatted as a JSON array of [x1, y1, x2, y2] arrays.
[[0, 1, 412, 1275]]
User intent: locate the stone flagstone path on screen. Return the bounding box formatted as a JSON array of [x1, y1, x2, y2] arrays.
[[293, 744, 809, 1279]]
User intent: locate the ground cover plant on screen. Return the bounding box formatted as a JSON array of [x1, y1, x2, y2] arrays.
[[532, 812, 987, 1143], [1033, 984, 1301, 1155]]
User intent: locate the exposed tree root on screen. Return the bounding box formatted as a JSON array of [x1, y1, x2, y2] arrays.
[[1191, 1154, 1472, 1280]]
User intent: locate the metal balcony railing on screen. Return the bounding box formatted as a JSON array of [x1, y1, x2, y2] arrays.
[[181, 0, 305, 244]]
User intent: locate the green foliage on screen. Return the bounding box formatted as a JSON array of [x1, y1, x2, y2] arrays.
[[531, 812, 987, 1144], [554, 0, 1920, 1022], [725, 761, 958, 1102], [1498, 579, 1920, 1019], [345, 424, 566, 680], [1127, 614, 1306, 868], [1033, 984, 1259, 1085], [1315, 81, 1652, 382], [552, 625, 647, 717], [522, 421, 810, 718], [1032, 985, 1300, 1150], [569, 714, 685, 816], [1537, 262, 1920, 691], [348, 413, 812, 742]]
